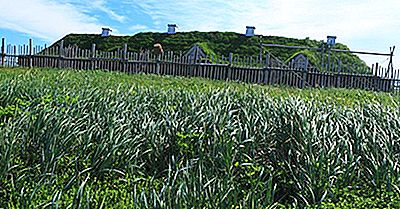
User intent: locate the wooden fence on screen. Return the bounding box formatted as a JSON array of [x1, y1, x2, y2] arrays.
[[1, 38, 399, 92]]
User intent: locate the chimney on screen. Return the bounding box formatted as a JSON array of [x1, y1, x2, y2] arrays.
[[246, 26, 256, 37], [101, 28, 112, 37], [168, 24, 178, 34], [327, 36, 337, 46]]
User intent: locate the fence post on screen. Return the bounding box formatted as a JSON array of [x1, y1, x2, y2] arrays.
[[190, 49, 199, 77], [123, 43, 128, 73], [28, 39, 33, 69], [227, 53, 233, 80], [58, 40, 64, 69], [301, 58, 309, 88], [1, 38, 5, 67], [373, 62, 379, 91], [263, 53, 270, 84], [156, 54, 161, 75], [336, 59, 341, 88], [91, 44, 96, 70]]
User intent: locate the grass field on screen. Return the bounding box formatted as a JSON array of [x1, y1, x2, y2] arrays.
[[1, 68, 400, 208]]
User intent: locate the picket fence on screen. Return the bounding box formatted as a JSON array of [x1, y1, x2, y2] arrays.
[[1, 38, 399, 92]]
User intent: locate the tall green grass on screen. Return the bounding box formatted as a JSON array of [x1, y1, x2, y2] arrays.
[[1, 68, 400, 208]]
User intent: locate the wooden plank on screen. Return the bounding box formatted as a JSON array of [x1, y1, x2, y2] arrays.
[[283, 68, 288, 86], [227, 53, 233, 80], [248, 68, 252, 83], [156, 53, 161, 75], [77, 48, 82, 68], [266, 67, 272, 85], [373, 63, 379, 91], [300, 59, 309, 88], [72, 47, 76, 69], [212, 65, 216, 80], [288, 69, 294, 87], [169, 52, 174, 75], [166, 56, 171, 75], [249, 68, 254, 83], [253, 69, 258, 83], [396, 70, 400, 92], [384, 68, 389, 91], [12, 45, 16, 67], [378, 66, 383, 90], [241, 68, 245, 83], [29, 39, 33, 68], [58, 40, 64, 69]]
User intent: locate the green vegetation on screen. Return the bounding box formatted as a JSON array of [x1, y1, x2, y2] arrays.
[[1, 68, 399, 208], [55, 32, 368, 70]]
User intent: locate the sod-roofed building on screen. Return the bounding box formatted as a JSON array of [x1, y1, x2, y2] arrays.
[[286, 51, 319, 70], [184, 44, 207, 62]]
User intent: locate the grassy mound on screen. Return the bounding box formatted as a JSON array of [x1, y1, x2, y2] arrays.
[[54, 32, 368, 70]]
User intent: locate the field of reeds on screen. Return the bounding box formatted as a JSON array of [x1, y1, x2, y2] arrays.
[[1, 68, 400, 208]]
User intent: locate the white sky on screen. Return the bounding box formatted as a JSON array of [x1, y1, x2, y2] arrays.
[[0, 0, 399, 67]]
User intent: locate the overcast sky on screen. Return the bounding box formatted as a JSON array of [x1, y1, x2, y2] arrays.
[[1, 0, 399, 67]]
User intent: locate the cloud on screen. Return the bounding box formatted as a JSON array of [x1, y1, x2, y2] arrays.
[[2, 0, 399, 67], [0, 0, 102, 42], [133, 0, 399, 38], [132, 0, 400, 66], [91, 0, 127, 23], [129, 24, 149, 31]]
